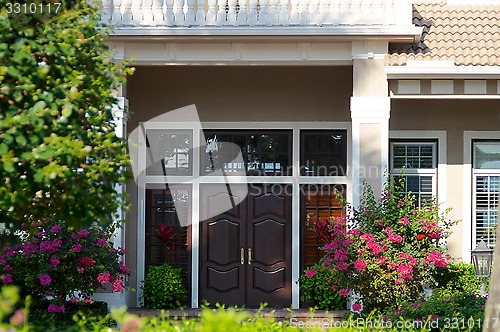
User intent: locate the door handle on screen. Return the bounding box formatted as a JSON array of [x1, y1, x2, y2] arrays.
[[240, 248, 244, 265], [248, 248, 252, 265]]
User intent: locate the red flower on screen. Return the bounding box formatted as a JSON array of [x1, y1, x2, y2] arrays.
[[155, 223, 176, 251], [416, 233, 426, 241], [78, 257, 96, 267]]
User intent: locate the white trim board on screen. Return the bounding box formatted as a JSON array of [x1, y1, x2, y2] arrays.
[[464, 131, 500, 261]]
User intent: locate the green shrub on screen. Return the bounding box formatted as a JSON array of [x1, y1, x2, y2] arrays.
[[433, 261, 482, 294], [298, 264, 347, 310], [141, 264, 187, 309], [379, 289, 486, 332]]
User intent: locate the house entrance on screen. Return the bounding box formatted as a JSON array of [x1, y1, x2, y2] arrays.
[[200, 184, 292, 307]]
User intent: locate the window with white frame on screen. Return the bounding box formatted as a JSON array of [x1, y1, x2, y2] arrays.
[[390, 141, 438, 206], [473, 141, 500, 248]]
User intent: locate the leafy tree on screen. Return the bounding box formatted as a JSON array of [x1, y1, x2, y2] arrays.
[[0, 0, 133, 245]]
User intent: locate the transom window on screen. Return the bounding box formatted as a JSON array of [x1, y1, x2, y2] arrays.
[[145, 130, 192, 176], [201, 130, 292, 176], [473, 141, 500, 248], [300, 130, 347, 176], [390, 141, 437, 206]]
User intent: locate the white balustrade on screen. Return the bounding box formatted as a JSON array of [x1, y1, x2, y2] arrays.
[[103, 0, 413, 27]]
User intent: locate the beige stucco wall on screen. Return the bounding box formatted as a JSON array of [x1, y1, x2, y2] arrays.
[[126, 66, 353, 124], [390, 99, 500, 259], [124, 65, 353, 306]]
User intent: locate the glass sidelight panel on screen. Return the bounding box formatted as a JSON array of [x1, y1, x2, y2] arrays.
[[301, 185, 345, 270], [145, 185, 191, 302]]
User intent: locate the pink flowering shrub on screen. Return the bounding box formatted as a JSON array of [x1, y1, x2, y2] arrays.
[[0, 219, 129, 313], [316, 177, 458, 310]]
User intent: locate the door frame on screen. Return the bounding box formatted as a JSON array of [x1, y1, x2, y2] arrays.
[[136, 121, 352, 308]]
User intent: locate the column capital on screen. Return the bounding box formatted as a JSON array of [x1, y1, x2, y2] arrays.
[[350, 96, 391, 121]]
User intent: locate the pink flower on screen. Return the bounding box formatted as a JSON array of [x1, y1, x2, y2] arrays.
[[50, 258, 60, 268], [376, 256, 387, 265], [339, 289, 350, 297], [2, 274, 13, 284], [4, 264, 13, 271], [78, 257, 95, 267], [337, 262, 348, 271], [388, 233, 403, 243], [397, 263, 414, 279], [73, 244, 83, 253], [351, 303, 363, 313], [96, 238, 108, 247], [360, 234, 374, 241], [97, 272, 111, 285], [305, 269, 317, 278], [354, 259, 367, 271], [112, 278, 123, 292], [50, 225, 61, 235], [47, 304, 65, 313], [120, 261, 130, 274], [38, 274, 51, 286], [77, 268, 84, 274], [347, 228, 360, 236], [398, 217, 410, 225], [425, 250, 448, 267], [77, 229, 90, 238]]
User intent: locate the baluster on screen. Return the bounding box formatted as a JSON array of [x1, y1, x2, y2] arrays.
[[257, 0, 270, 26], [215, 0, 226, 24], [101, 0, 111, 24], [248, 0, 258, 25], [206, 0, 217, 24], [237, 0, 249, 25], [173, 0, 185, 25], [142, 0, 154, 24], [185, 0, 196, 24], [278, 0, 289, 25], [121, 0, 133, 23], [309, 0, 320, 24], [319, 0, 331, 24], [165, 0, 175, 25], [289, 0, 299, 24], [196, 0, 206, 25], [299, 0, 310, 25], [152, 0, 165, 24], [371, 0, 384, 24], [385, 0, 395, 25], [268, 0, 279, 25], [111, 0, 122, 23], [131, 0, 142, 24], [330, 0, 340, 24], [227, 0, 238, 25], [340, 0, 352, 25], [351, 0, 362, 24]]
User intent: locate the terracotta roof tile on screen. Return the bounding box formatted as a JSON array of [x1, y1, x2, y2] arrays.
[[386, 1, 500, 66]]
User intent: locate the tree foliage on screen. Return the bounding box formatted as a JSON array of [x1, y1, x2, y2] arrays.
[[0, 0, 133, 243]]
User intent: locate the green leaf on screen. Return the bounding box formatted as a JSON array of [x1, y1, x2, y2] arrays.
[[62, 103, 73, 118], [3, 161, 14, 173], [15, 135, 27, 146], [0, 143, 8, 155], [31, 100, 46, 113]]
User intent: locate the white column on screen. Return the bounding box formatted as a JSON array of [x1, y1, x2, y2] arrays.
[[350, 41, 390, 206], [350, 97, 390, 206], [93, 96, 129, 308]]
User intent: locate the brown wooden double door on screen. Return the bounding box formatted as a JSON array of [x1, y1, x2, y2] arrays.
[[200, 184, 292, 307]]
